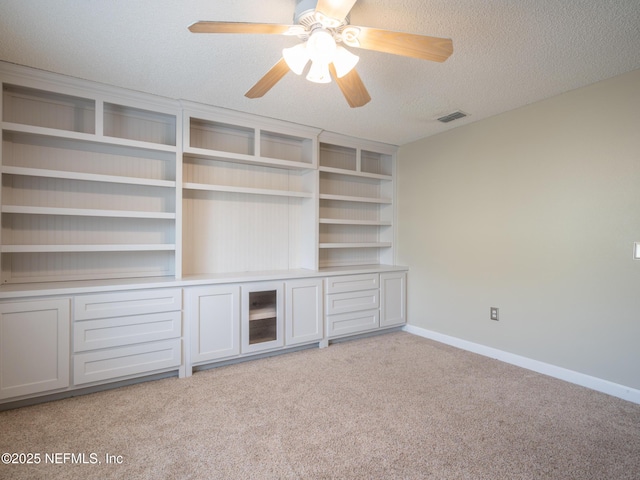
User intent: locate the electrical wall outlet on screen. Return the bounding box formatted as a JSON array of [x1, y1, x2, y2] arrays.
[[490, 307, 499, 321]]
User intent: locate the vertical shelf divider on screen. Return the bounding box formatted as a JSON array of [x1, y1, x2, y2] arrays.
[[174, 109, 184, 280], [95, 96, 104, 138]]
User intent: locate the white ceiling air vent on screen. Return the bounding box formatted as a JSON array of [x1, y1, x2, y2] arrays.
[[437, 111, 467, 123]]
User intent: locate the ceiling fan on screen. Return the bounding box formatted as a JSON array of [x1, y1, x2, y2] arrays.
[[189, 0, 453, 108]]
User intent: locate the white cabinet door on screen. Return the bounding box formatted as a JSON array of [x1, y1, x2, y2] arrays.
[[0, 298, 70, 400], [380, 272, 407, 327], [241, 282, 284, 354], [285, 278, 323, 346], [187, 285, 240, 364]]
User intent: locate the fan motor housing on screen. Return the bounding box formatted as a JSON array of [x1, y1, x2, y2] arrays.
[[294, 0, 350, 27], [294, 0, 319, 24]]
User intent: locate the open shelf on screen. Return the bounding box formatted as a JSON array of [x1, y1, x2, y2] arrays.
[[183, 182, 313, 199], [2, 166, 176, 188], [248, 306, 277, 321], [2, 206, 176, 219], [319, 218, 392, 226], [1, 244, 175, 253], [319, 242, 393, 249], [319, 193, 392, 204], [319, 166, 392, 181]]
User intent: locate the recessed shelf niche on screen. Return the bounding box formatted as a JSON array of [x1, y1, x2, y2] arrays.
[[3, 84, 95, 134], [181, 106, 319, 277]]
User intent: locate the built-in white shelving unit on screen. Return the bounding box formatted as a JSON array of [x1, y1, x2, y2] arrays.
[[181, 103, 320, 277], [0, 62, 399, 286], [318, 133, 396, 268], [0, 62, 407, 409], [1, 69, 181, 284]]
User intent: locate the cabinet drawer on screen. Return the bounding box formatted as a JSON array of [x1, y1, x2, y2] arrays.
[[327, 309, 380, 338], [73, 338, 181, 385], [74, 288, 182, 321], [326, 274, 379, 294], [74, 311, 181, 352], [326, 289, 379, 315]]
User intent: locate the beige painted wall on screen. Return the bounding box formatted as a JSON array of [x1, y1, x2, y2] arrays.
[[397, 69, 640, 390]]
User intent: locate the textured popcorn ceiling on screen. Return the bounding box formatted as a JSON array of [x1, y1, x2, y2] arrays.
[[1, 0, 639, 145]]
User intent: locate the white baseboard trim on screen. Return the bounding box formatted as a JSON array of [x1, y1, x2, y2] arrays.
[[403, 324, 640, 405]]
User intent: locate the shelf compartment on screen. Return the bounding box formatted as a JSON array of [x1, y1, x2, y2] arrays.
[[182, 191, 310, 275], [183, 156, 314, 198], [320, 170, 388, 199], [2, 215, 175, 249], [184, 148, 312, 170], [319, 199, 384, 223], [3, 84, 95, 134], [2, 122, 177, 153], [248, 290, 277, 345], [2, 250, 175, 284], [3, 130, 176, 182], [2, 175, 176, 217], [319, 223, 388, 245], [104, 102, 176, 146], [319, 247, 382, 268], [260, 130, 313, 165], [361, 150, 393, 177], [319, 143, 356, 171], [190, 118, 254, 156]]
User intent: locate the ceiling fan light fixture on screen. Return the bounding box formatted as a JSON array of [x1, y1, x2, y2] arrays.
[[306, 29, 336, 64], [333, 46, 359, 78], [306, 60, 332, 84], [283, 43, 309, 75]]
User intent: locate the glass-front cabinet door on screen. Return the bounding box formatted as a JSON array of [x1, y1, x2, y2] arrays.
[[241, 282, 284, 353]]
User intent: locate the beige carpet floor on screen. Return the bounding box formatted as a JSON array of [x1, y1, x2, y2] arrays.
[[1, 331, 639, 480]]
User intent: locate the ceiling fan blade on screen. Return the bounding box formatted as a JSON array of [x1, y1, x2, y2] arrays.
[[351, 26, 453, 62], [188, 21, 293, 35], [245, 58, 290, 99], [315, 0, 358, 21], [329, 64, 371, 108]]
